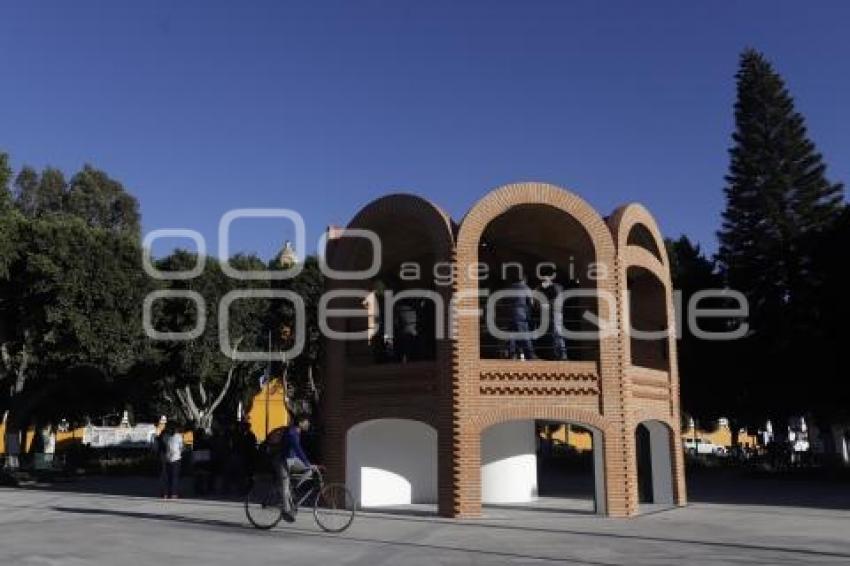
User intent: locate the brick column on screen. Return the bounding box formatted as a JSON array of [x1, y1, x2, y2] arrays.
[[321, 317, 347, 486]]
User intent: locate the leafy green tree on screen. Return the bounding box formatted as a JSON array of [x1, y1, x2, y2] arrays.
[[717, 49, 845, 422], [719, 49, 843, 309], [667, 237, 727, 422], [65, 164, 141, 237], [808, 206, 850, 425], [268, 252, 325, 412], [0, 215, 153, 437], [151, 252, 270, 432], [14, 166, 66, 218], [14, 167, 40, 216], [0, 153, 17, 277]]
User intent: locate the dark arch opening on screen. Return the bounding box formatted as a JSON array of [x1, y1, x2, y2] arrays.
[[477, 204, 600, 362], [334, 214, 447, 366], [627, 266, 670, 371], [627, 223, 664, 263], [635, 421, 675, 507]]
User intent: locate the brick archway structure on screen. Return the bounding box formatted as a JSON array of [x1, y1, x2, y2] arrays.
[[609, 204, 687, 508], [323, 184, 686, 518], [322, 194, 456, 500]]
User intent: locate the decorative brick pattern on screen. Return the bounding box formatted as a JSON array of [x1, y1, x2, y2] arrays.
[[479, 385, 599, 396], [324, 185, 686, 519]]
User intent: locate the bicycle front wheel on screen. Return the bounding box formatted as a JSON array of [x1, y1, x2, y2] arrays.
[[313, 483, 355, 533], [245, 481, 285, 530]]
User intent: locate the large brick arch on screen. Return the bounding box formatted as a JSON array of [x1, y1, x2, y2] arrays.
[[609, 204, 685, 509], [469, 405, 609, 436], [453, 182, 620, 364], [457, 182, 616, 268], [468, 404, 612, 515], [608, 203, 670, 267], [447, 182, 633, 517], [322, 193, 458, 513], [343, 404, 440, 432], [608, 203, 676, 362], [624, 253, 670, 290], [330, 193, 455, 271], [630, 410, 677, 433]]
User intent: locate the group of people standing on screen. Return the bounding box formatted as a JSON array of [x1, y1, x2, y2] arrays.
[[363, 283, 437, 364], [156, 421, 259, 500], [359, 271, 574, 363], [504, 273, 569, 361]]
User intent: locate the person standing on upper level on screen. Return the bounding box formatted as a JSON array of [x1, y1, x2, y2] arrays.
[[507, 275, 538, 360]]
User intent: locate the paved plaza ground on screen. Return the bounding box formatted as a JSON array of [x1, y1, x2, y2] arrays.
[[2, 471, 849, 565]]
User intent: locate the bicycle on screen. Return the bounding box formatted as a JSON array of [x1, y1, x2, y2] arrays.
[[244, 465, 355, 533]]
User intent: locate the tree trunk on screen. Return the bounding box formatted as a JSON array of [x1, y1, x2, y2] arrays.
[[172, 344, 242, 435], [2, 343, 29, 463]]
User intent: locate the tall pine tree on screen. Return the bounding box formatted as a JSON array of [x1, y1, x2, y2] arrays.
[[718, 49, 844, 422]]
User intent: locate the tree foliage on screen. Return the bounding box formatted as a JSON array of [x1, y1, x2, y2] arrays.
[[0, 151, 326, 436], [667, 237, 726, 423], [14, 166, 65, 218], [10, 162, 140, 236], [65, 165, 141, 236], [716, 49, 845, 423], [269, 254, 325, 407], [0, 214, 153, 429], [149, 252, 270, 431]]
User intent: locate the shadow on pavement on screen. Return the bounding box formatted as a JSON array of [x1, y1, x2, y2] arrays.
[[27, 466, 850, 513], [52, 504, 850, 562], [13, 475, 247, 503], [50, 505, 616, 566], [687, 467, 850, 510]]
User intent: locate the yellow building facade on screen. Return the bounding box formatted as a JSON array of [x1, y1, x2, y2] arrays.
[[540, 423, 594, 452], [682, 419, 760, 449], [247, 381, 290, 442]]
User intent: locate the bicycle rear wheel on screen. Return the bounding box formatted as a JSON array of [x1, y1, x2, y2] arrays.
[[313, 483, 355, 533], [245, 481, 285, 530]]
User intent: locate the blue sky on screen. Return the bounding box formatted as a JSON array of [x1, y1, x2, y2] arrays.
[[1, 1, 848, 260]]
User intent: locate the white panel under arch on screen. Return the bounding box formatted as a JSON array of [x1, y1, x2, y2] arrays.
[[481, 420, 538, 504], [346, 418, 438, 507]]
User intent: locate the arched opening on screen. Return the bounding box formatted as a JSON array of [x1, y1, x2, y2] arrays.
[[346, 418, 438, 507], [480, 419, 605, 514], [626, 223, 664, 263], [333, 204, 450, 367], [627, 266, 670, 371], [477, 204, 600, 362], [635, 420, 675, 508]]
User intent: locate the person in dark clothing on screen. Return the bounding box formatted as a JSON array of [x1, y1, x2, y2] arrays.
[[237, 421, 258, 491], [268, 415, 317, 523], [420, 297, 437, 360], [507, 276, 538, 360], [191, 428, 213, 496], [539, 274, 568, 360], [221, 423, 243, 495], [208, 428, 228, 494], [159, 423, 183, 499], [395, 298, 419, 362]]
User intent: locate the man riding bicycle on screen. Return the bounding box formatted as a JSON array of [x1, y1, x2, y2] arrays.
[[267, 414, 318, 523]]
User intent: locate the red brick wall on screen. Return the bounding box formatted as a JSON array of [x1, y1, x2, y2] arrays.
[[324, 186, 686, 518]]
